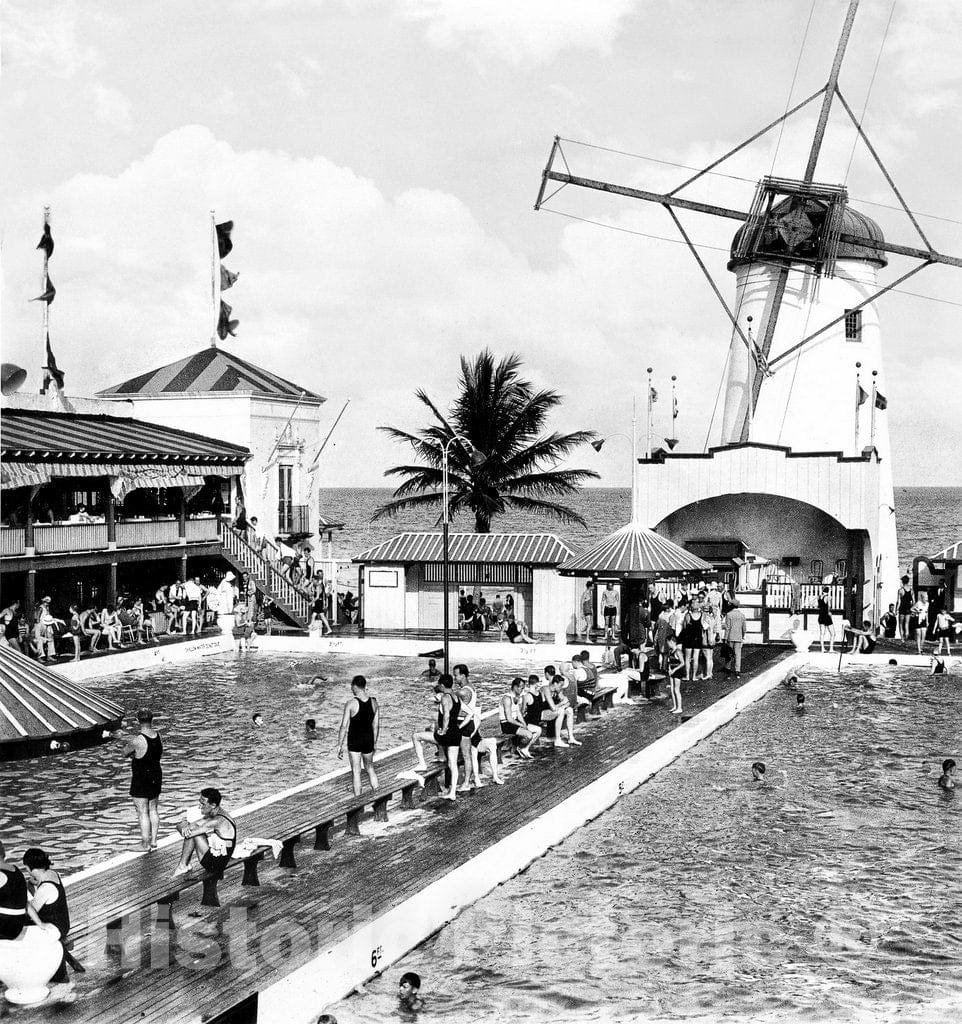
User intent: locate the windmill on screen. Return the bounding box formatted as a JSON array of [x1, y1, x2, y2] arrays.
[[534, 0, 961, 628]]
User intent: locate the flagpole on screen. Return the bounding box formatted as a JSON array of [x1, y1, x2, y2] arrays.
[[210, 210, 219, 348], [40, 206, 50, 393], [671, 374, 678, 441], [854, 361, 862, 453], [745, 316, 754, 438], [646, 366, 653, 460], [631, 394, 637, 522], [869, 370, 878, 449]]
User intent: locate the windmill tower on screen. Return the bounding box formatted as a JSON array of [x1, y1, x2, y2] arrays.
[[535, 0, 960, 630]]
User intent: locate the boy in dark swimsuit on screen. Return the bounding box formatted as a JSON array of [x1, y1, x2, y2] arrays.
[[398, 971, 424, 1012], [337, 675, 379, 796], [937, 758, 955, 790]]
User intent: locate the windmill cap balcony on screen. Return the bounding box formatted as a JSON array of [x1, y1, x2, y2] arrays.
[[729, 198, 888, 271]]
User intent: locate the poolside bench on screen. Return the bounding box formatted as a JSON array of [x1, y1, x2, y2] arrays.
[[576, 686, 617, 722]]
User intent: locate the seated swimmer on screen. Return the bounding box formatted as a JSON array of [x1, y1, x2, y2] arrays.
[[751, 761, 766, 781], [937, 758, 956, 790], [931, 656, 947, 675], [398, 971, 424, 1013]]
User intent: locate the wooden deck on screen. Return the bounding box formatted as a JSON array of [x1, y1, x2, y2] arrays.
[[11, 647, 788, 1023]]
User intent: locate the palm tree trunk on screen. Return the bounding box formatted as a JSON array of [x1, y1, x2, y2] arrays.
[[474, 512, 491, 533]]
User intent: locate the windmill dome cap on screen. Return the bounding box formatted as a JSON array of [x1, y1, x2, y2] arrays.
[[729, 199, 888, 269]]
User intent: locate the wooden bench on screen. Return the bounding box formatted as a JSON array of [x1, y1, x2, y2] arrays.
[[576, 686, 617, 722]]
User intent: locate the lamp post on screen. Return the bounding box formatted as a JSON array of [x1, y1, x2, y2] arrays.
[[441, 434, 474, 675]]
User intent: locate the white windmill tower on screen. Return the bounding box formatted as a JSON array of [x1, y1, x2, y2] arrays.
[[535, 0, 960, 631]]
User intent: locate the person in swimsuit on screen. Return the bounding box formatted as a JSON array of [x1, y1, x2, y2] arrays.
[[23, 848, 72, 984], [0, 840, 42, 941], [751, 761, 766, 782], [398, 971, 424, 1012], [930, 656, 947, 675], [411, 674, 462, 799], [937, 758, 955, 790], [522, 673, 566, 747], [454, 664, 504, 789], [933, 608, 955, 656], [896, 576, 914, 642], [173, 788, 237, 877], [680, 601, 705, 680], [913, 593, 929, 656], [337, 674, 379, 796], [846, 619, 877, 655], [817, 588, 835, 653], [666, 639, 685, 714], [601, 583, 619, 642], [1, 599, 23, 653], [420, 658, 440, 679], [499, 676, 539, 758], [118, 708, 163, 851]]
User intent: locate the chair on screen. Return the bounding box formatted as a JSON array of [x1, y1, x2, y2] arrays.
[[120, 624, 136, 646]]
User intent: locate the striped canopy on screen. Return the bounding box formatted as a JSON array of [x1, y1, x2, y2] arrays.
[[558, 522, 713, 578], [0, 645, 123, 761]]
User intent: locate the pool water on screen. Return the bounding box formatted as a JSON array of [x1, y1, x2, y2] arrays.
[[332, 665, 962, 1023], [0, 652, 530, 872]]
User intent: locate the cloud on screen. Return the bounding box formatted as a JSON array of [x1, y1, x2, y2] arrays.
[[391, 0, 636, 68], [91, 84, 133, 132], [1, 0, 100, 77]]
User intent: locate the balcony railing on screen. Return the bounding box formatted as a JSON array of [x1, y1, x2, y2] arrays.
[[278, 503, 311, 535], [1, 516, 222, 558], [0, 528, 26, 557]]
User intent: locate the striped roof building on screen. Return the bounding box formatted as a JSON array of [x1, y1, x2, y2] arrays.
[[97, 347, 324, 405], [354, 532, 574, 566], [559, 522, 712, 578]]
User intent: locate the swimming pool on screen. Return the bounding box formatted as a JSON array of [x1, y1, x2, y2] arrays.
[[0, 652, 529, 872], [330, 664, 962, 1023]]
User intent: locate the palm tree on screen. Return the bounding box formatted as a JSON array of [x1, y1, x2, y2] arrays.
[[374, 350, 599, 533]]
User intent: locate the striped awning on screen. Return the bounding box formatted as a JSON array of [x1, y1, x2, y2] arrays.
[[558, 522, 713, 578], [0, 461, 235, 496], [354, 532, 574, 566], [0, 644, 123, 760], [930, 539, 962, 562]]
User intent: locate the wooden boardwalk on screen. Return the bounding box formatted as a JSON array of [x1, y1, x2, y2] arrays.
[[12, 647, 787, 1023]]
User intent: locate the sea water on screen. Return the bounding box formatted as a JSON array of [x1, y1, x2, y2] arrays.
[[333, 664, 962, 1023]]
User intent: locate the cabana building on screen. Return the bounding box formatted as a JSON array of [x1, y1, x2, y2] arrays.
[[353, 532, 579, 635]]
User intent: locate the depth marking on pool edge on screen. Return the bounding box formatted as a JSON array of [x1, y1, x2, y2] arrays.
[[255, 654, 807, 1024]]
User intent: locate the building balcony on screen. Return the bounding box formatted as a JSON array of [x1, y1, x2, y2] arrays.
[[0, 516, 221, 560], [278, 503, 311, 536]]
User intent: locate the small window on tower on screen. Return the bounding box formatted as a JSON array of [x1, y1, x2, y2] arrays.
[[844, 308, 862, 341]]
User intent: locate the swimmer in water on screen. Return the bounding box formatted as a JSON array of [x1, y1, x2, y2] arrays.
[[782, 672, 799, 689], [930, 656, 947, 675], [937, 758, 955, 790], [305, 718, 317, 735], [795, 694, 806, 713], [252, 713, 264, 728], [420, 658, 440, 680], [398, 971, 424, 1013], [751, 761, 766, 781]]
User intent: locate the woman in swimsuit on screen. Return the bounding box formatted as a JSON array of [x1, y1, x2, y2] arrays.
[[817, 588, 835, 653], [680, 603, 705, 681], [434, 675, 462, 800], [337, 675, 379, 796], [914, 594, 929, 655]]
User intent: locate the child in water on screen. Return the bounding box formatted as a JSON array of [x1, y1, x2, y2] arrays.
[[937, 758, 955, 790], [398, 972, 424, 1012]]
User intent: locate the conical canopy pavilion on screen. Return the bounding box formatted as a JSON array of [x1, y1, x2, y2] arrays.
[[558, 521, 712, 579], [0, 645, 123, 761]]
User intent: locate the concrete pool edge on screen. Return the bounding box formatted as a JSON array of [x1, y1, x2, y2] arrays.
[[254, 652, 809, 1022]]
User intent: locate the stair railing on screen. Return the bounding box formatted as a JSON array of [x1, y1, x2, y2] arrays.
[[218, 522, 313, 623]]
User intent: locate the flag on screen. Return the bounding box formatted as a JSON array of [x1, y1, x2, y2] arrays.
[[215, 221, 234, 259], [36, 220, 54, 258], [32, 274, 56, 303], [664, 437, 679, 451], [220, 265, 239, 291], [42, 332, 64, 392], [649, 386, 658, 404], [590, 439, 605, 453], [217, 300, 239, 340], [874, 391, 887, 411], [672, 393, 678, 421], [856, 383, 868, 406]]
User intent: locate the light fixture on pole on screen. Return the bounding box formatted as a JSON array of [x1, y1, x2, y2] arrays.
[[441, 434, 477, 675], [590, 403, 638, 522]]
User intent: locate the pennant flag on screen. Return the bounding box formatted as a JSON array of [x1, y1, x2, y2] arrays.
[[856, 383, 868, 406], [215, 221, 234, 259], [649, 386, 658, 404], [220, 265, 239, 291], [217, 300, 239, 340], [874, 391, 888, 411], [32, 274, 56, 304], [590, 439, 605, 453], [664, 437, 679, 451], [36, 221, 54, 258], [42, 332, 65, 392]]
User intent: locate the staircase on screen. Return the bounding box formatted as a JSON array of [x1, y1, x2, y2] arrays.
[[218, 522, 312, 629]]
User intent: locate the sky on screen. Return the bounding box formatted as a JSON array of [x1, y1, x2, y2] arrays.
[[2, 0, 960, 488]]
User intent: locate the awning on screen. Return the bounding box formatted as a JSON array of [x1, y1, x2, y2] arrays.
[[0, 461, 241, 495], [558, 522, 713, 578], [354, 531, 574, 566], [0, 644, 124, 761]]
